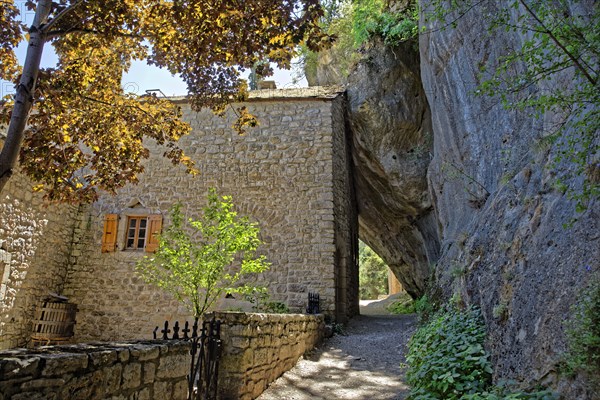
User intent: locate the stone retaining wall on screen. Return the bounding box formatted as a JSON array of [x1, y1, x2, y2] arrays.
[[0, 341, 190, 400], [212, 312, 325, 400], [0, 312, 324, 400]]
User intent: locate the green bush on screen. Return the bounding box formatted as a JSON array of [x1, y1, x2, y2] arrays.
[[387, 293, 416, 314], [414, 294, 439, 324], [300, 0, 418, 83], [460, 386, 555, 400], [406, 306, 492, 399], [406, 305, 556, 400], [243, 287, 290, 314], [351, 0, 418, 47]]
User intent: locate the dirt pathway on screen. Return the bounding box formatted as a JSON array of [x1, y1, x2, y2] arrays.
[[257, 305, 417, 400]]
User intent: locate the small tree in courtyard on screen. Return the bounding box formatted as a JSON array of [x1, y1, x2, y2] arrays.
[[136, 188, 270, 318]]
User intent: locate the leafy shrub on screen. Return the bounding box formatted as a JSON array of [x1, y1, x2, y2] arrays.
[[387, 293, 416, 314], [406, 305, 556, 400], [460, 386, 555, 400], [414, 294, 439, 324], [300, 0, 418, 83], [351, 0, 418, 46], [406, 306, 493, 399], [243, 287, 290, 314]]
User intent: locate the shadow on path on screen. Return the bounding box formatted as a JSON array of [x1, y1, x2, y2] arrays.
[[257, 308, 417, 400]]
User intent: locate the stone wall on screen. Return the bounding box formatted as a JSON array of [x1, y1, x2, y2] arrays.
[[0, 160, 82, 349], [331, 95, 359, 321], [213, 312, 324, 400], [62, 87, 357, 342], [0, 341, 190, 400]]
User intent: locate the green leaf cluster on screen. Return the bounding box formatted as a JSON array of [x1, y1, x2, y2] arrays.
[[350, 0, 418, 47], [406, 305, 555, 399], [243, 287, 290, 313], [406, 306, 492, 399], [136, 188, 270, 318], [359, 241, 389, 299], [300, 0, 417, 83], [386, 292, 416, 314], [413, 294, 439, 324]]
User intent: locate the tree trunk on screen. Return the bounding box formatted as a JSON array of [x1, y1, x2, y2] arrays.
[[0, 0, 53, 193]]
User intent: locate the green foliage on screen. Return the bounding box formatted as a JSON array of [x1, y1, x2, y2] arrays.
[[492, 302, 509, 321], [359, 241, 389, 299], [406, 306, 493, 399], [136, 188, 270, 318], [459, 385, 555, 400], [331, 322, 346, 335], [414, 294, 440, 324], [300, 0, 418, 82], [243, 287, 290, 314], [387, 293, 416, 314], [351, 0, 418, 46], [406, 305, 555, 400], [424, 0, 599, 213], [563, 272, 600, 382]]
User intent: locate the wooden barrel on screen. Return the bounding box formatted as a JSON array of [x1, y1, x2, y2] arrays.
[[31, 302, 77, 345]]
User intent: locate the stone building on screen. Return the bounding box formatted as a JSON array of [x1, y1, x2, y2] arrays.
[[0, 87, 359, 348]]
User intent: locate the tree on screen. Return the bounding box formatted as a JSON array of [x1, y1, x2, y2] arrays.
[[359, 240, 388, 299], [135, 188, 270, 318], [0, 0, 329, 202]]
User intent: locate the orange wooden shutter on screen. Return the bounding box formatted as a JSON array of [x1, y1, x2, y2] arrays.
[[145, 214, 163, 253], [101, 214, 118, 253]]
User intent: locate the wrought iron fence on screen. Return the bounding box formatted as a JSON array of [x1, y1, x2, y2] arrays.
[[154, 317, 222, 400], [306, 292, 320, 314]]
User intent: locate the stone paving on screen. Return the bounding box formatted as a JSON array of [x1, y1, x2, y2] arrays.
[[257, 301, 417, 400]]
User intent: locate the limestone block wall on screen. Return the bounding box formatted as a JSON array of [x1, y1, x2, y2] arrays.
[[331, 95, 359, 321], [213, 311, 325, 400], [0, 165, 81, 349], [0, 341, 190, 399], [62, 88, 356, 342]]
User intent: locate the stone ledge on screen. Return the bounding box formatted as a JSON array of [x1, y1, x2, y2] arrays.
[[0, 341, 190, 400]]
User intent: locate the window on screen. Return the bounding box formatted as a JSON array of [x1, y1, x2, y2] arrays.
[[126, 216, 148, 250], [101, 213, 162, 253]]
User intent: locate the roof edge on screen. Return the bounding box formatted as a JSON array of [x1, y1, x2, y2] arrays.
[[166, 85, 346, 104]]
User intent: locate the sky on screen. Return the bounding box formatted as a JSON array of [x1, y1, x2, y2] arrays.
[[2, 35, 307, 99]]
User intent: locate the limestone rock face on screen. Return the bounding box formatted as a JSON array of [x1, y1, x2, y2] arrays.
[[346, 39, 440, 297], [419, 0, 598, 395]]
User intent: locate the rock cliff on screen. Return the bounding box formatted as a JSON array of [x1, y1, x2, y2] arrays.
[[315, 0, 599, 395], [420, 0, 598, 395], [346, 39, 439, 298]]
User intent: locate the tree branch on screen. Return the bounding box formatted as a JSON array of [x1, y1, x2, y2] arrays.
[[41, 0, 85, 34], [517, 0, 597, 86], [46, 28, 143, 40]]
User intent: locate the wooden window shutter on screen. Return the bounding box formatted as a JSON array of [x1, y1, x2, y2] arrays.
[[145, 215, 163, 253], [101, 214, 118, 253]]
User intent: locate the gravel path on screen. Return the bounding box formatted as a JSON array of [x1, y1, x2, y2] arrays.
[[257, 304, 417, 400]]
